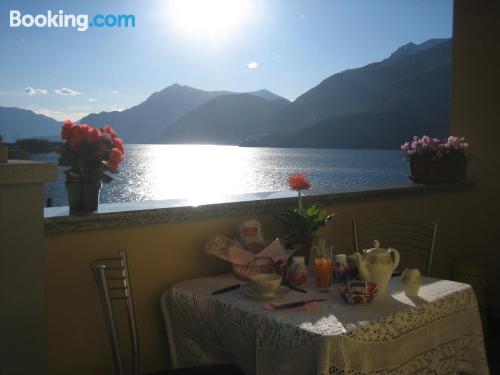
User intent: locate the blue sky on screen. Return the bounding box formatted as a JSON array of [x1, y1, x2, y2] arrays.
[[0, 0, 453, 121]]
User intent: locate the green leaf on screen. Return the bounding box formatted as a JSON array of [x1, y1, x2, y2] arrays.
[[275, 204, 334, 250]]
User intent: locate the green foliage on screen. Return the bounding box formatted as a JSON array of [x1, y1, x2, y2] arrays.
[[276, 204, 334, 251]]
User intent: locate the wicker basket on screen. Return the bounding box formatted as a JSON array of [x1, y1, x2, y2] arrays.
[[232, 257, 281, 280]]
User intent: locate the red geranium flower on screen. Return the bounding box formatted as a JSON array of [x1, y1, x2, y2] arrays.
[[61, 122, 73, 139], [109, 147, 123, 163], [59, 121, 124, 183], [61, 120, 74, 138], [68, 137, 82, 150], [79, 124, 91, 141], [88, 128, 101, 142], [288, 173, 312, 191], [70, 125, 81, 138], [96, 140, 107, 156], [108, 160, 119, 173], [103, 124, 117, 139]]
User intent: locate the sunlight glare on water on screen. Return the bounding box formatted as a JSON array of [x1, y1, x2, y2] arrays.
[[143, 145, 257, 204], [34, 145, 408, 207]]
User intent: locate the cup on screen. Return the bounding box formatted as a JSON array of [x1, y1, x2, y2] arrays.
[[314, 239, 333, 292], [250, 273, 282, 295], [402, 268, 422, 297]]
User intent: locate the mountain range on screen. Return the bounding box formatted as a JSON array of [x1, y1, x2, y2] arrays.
[[79, 86, 288, 143], [0, 38, 451, 148], [243, 38, 451, 148], [0, 107, 60, 142]]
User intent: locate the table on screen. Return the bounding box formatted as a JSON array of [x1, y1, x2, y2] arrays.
[[162, 274, 489, 375]]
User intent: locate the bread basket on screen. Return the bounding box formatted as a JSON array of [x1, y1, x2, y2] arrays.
[[232, 257, 281, 280]]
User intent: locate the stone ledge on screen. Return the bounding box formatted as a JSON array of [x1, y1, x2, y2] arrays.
[[44, 182, 474, 235], [0, 160, 58, 184]]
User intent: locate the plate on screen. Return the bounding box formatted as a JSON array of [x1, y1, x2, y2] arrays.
[[242, 285, 290, 300]]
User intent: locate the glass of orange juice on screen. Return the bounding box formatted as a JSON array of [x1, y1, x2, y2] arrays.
[[314, 238, 333, 292]]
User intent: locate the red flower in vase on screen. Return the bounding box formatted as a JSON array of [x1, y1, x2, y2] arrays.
[[58, 121, 125, 184], [288, 173, 312, 191]]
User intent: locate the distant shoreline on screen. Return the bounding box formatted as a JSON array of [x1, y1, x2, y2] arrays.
[[11, 139, 402, 152], [6, 138, 61, 155]]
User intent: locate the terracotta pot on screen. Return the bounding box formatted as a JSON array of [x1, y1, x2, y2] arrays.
[[409, 158, 468, 184], [66, 181, 101, 215]]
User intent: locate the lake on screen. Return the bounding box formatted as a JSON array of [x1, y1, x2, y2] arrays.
[[32, 144, 409, 207]]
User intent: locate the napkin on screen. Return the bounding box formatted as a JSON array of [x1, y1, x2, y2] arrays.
[[228, 238, 288, 265]]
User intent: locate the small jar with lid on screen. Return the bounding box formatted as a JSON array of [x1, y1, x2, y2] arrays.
[[288, 256, 308, 286]]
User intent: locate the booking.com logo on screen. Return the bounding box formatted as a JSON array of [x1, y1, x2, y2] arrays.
[[9, 10, 135, 32]]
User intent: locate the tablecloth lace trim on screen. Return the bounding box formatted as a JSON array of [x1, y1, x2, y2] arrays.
[[167, 279, 489, 375]]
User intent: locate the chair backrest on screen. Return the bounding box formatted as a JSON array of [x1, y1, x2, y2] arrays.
[[90, 250, 140, 375], [352, 220, 438, 276]]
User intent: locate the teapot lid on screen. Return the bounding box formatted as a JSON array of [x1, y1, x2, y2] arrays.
[[364, 240, 390, 255]]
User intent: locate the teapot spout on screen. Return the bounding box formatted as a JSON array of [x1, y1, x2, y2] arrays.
[[354, 252, 371, 282]]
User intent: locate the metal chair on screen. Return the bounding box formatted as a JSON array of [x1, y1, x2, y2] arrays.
[[91, 250, 244, 375], [352, 220, 438, 276]]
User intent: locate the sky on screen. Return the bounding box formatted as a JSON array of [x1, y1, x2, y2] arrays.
[[0, 0, 453, 121]]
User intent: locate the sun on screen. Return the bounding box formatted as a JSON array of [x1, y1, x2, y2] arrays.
[[168, 0, 251, 39]]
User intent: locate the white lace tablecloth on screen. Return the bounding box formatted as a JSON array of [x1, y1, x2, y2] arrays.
[[162, 274, 489, 375]]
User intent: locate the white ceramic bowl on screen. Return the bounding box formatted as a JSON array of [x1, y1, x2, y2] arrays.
[[250, 273, 282, 295]]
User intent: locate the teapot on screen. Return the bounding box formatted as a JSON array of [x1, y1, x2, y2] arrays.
[[354, 240, 400, 294]]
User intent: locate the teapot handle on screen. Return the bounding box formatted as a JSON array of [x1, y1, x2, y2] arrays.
[[389, 248, 400, 271]]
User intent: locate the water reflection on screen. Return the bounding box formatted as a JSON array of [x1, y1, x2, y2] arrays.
[[33, 145, 408, 207]]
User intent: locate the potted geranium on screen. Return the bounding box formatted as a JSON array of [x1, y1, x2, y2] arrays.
[[58, 120, 124, 214], [276, 173, 334, 264], [401, 135, 469, 184]]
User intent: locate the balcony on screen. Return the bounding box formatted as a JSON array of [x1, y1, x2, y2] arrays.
[[1, 1, 499, 374]]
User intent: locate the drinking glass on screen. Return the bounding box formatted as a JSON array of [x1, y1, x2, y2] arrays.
[[314, 241, 333, 292]]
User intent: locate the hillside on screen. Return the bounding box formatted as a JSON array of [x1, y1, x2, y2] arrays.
[[79, 84, 230, 143], [0, 107, 60, 142], [80, 85, 289, 144], [162, 93, 289, 144], [243, 39, 451, 148]]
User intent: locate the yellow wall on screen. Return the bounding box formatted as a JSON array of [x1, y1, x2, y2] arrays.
[[44, 1, 500, 374], [451, 0, 500, 308], [46, 189, 480, 374]]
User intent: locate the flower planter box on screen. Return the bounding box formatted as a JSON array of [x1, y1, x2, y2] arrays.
[[409, 158, 468, 184]]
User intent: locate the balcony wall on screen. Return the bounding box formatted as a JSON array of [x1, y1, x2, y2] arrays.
[[45, 186, 486, 374]]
